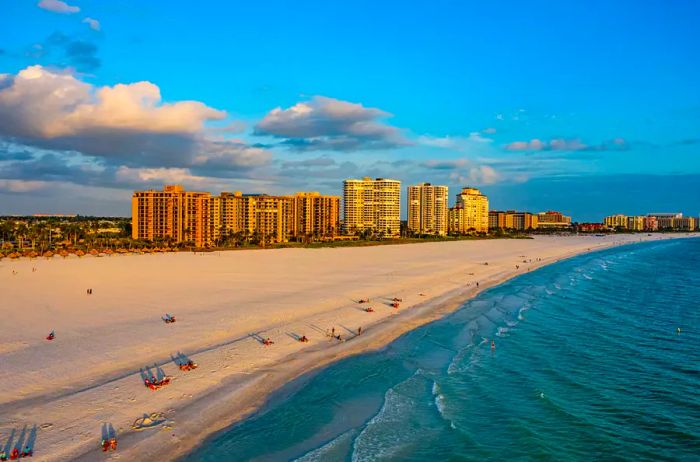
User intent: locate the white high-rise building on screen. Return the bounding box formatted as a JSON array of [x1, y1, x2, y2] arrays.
[[407, 183, 448, 235], [343, 177, 401, 236]]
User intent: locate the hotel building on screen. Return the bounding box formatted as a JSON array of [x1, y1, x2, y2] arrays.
[[407, 183, 448, 235], [343, 178, 401, 236], [447, 187, 489, 234], [536, 211, 572, 230], [133, 186, 340, 246], [489, 210, 539, 231]]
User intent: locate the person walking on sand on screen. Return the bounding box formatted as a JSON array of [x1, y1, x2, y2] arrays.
[[358, 326, 362, 336]]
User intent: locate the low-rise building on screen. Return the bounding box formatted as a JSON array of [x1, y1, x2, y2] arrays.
[[489, 210, 538, 231], [537, 211, 572, 230]]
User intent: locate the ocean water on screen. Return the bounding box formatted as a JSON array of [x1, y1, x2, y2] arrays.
[[186, 238, 700, 461]]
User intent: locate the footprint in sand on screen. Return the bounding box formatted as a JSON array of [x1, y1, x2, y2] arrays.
[[40, 423, 53, 429]]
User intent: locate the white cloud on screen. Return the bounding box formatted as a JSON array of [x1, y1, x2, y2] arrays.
[[504, 137, 627, 152], [0, 179, 50, 193], [449, 165, 501, 185], [0, 66, 269, 171], [255, 96, 410, 151], [82, 17, 101, 31], [38, 0, 80, 14]]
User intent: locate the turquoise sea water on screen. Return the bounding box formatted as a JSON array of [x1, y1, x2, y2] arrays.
[[187, 238, 700, 461]]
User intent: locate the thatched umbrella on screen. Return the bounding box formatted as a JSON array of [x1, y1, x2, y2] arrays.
[[104, 249, 114, 256], [59, 250, 70, 258], [28, 251, 39, 259], [75, 250, 86, 257], [9, 252, 20, 259], [89, 249, 99, 256], [43, 250, 54, 259]]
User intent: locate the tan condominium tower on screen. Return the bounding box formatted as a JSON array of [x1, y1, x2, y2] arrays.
[[448, 187, 489, 233], [343, 177, 401, 236], [407, 183, 448, 235], [134, 185, 340, 247], [132, 184, 212, 247]]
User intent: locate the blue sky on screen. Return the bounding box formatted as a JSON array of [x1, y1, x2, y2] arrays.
[[1, 0, 699, 220]]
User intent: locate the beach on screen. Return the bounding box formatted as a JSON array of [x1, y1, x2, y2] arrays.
[[0, 234, 689, 461]]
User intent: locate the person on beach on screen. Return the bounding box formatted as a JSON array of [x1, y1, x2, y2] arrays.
[[331, 327, 335, 337], [358, 326, 362, 336], [491, 340, 496, 350], [476, 282, 479, 288], [0, 449, 6, 461]]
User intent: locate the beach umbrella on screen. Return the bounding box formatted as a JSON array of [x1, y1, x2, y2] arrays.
[[59, 250, 69, 258], [28, 251, 39, 259], [89, 249, 99, 256], [75, 250, 86, 257], [43, 251, 54, 258], [9, 252, 20, 259]]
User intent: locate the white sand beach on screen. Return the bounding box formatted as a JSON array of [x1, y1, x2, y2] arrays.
[[0, 234, 690, 461]]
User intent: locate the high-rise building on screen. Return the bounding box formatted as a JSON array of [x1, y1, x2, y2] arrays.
[[132, 185, 212, 247], [133, 186, 340, 246], [537, 211, 572, 229], [343, 177, 401, 236], [292, 192, 341, 239], [448, 187, 489, 234], [407, 183, 448, 235], [488, 210, 538, 231]]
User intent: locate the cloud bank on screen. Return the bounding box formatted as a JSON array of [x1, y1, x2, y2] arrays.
[[255, 96, 410, 151], [0, 66, 271, 193]]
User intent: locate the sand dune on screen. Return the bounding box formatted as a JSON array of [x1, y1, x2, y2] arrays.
[[0, 234, 689, 461]]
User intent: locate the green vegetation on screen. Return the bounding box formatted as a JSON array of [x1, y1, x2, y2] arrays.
[[0, 215, 532, 257]]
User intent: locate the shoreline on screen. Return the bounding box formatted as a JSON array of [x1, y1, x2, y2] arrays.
[[0, 234, 693, 461]]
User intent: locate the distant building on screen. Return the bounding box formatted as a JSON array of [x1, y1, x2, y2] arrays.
[[644, 216, 658, 231], [407, 183, 448, 235], [343, 177, 401, 236], [536, 211, 572, 230], [448, 187, 489, 234], [577, 222, 606, 233], [648, 213, 684, 230], [133, 185, 340, 246], [489, 210, 538, 231], [627, 216, 645, 231], [604, 214, 628, 229]]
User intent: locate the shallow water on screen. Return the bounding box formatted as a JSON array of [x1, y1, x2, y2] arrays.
[[186, 238, 700, 461]]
